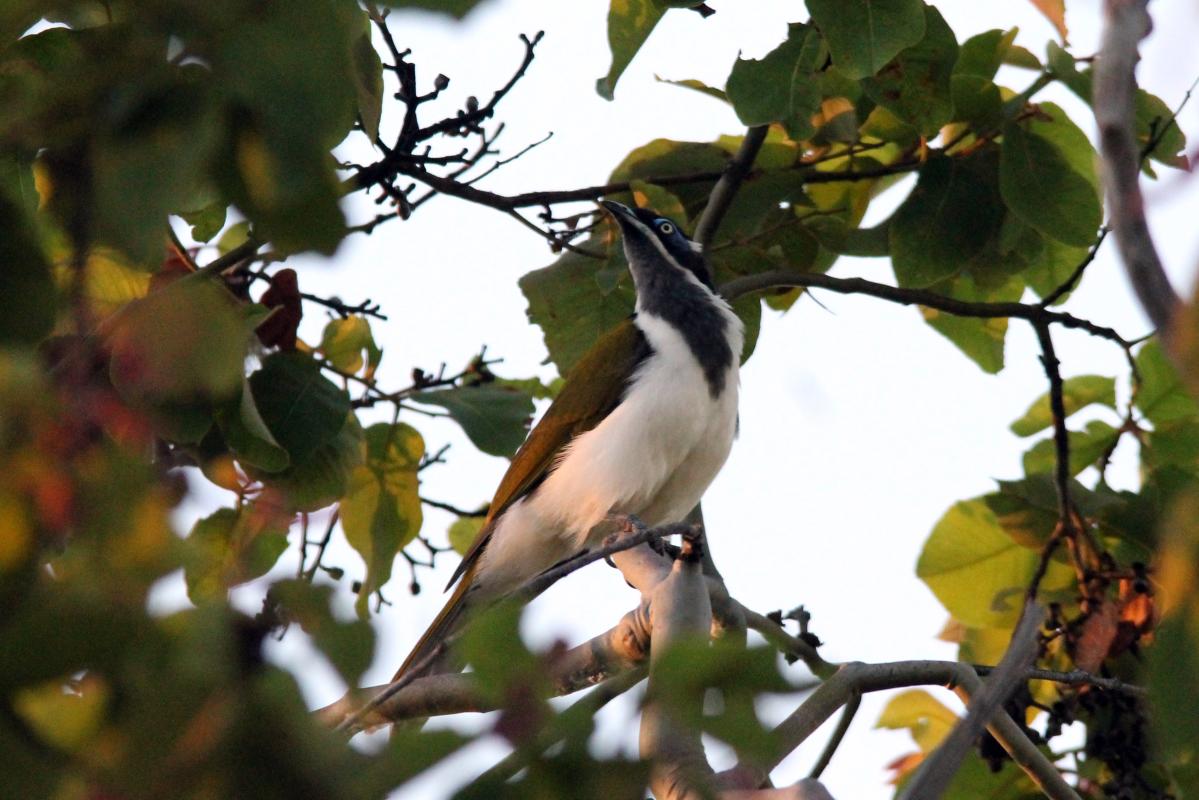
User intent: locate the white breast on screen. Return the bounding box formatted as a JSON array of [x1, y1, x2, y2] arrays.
[[475, 302, 742, 594]]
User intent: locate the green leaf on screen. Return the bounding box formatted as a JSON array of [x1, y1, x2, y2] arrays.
[[373, 0, 492, 18], [179, 202, 228, 244], [1136, 339, 1199, 425], [185, 507, 290, 602], [999, 121, 1102, 247], [349, 20, 384, 142], [411, 384, 533, 458], [1050, 50, 1187, 171], [217, 221, 252, 255], [521, 240, 637, 376], [596, 0, 666, 100], [212, 0, 357, 254], [266, 413, 364, 512], [955, 28, 1018, 80], [917, 498, 1072, 627], [271, 580, 374, 686], [985, 474, 1119, 549], [628, 180, 688, 228], [860, 5, 959, 136], [875, 689, 958, 752], [340, 423, 424, 615], [655, 75, 728, 103], [249, 352, 352, 464], [0, 195, 54, 345], [320, 316, 378, 375], [1027, 102, 1100, 198], [609, 138, 729, 217], [1021, 420, 1121, 476], [1022, 235, 1089, 305], [1010, 375, 1117, 436], [215, 380, 290, 473], [1148, 491, 1199, 793], [90, 78, 221, 262], [725, 23, 824, 140], [804, 0, 926, 79], [950, 73, 1002, 130], [919, 274, 1021, 374], [108, 278, 246, 404], [891, 155, 1004, 288], [448, 516, 486, 555]]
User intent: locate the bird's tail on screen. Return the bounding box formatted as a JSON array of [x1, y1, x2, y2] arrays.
[[392, 561, 479, 682]]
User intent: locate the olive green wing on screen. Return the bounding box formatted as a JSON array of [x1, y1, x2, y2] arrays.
[[446, 318, 650, 588]]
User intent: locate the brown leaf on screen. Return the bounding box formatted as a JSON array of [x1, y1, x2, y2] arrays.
[[1073, 600, 1119, 673], [256, 268, 302, 351], [1113, 578, 1156, 653], [1027, 0, 1068, 42]]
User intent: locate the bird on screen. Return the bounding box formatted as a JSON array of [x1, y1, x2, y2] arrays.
[[393, 200, 743, 682]]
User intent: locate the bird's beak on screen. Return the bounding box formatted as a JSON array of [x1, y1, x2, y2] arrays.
[[600, 199, 637, 223]]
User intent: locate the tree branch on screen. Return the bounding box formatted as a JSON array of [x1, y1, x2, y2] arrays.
[[718, 270, 1137, 350], [899, 601, 1045, 800], [724, 659, 1080, 800], [694, 126, 768, 247], [1094, 0, 1180, 338], [641, 534, 716, 800]]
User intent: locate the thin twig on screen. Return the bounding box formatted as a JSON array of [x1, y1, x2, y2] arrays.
[[420, 496, 487, 517], [807, 691, 859, 780], [1038, 227, 1110, 307], [719, 270, 1138, 351], [1031, 323, 1078, 600], [333, 642, 447, 733], [508, 519, 683, 607]]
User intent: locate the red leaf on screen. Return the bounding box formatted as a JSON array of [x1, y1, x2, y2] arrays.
[[256, 269, 303, 351]]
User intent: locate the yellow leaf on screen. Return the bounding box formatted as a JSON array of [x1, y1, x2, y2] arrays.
[[1027, 0, 1068, 42], [876, 689, 959, 753], [14, 675, 110, 752], [0, 491, 33, 572]]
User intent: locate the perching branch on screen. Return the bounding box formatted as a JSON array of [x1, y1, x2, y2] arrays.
[[1093, 0, 1180, 338], [640, 534, 716, 800]]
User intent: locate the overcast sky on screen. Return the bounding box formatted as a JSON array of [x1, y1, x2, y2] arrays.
[[163, 1, 1199, 797]]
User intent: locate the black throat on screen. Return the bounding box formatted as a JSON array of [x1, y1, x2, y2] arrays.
[[635, 271, 734, 399]]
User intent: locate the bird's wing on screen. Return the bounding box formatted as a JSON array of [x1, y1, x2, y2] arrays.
[[446, 318, 651, 588]]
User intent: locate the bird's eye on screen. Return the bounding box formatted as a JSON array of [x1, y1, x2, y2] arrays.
[[657, 221, 675, 236]]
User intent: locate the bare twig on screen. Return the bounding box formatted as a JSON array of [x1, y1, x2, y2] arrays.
[[806, 691, 859, 781], [508, 518, 685, 606], [334, 642, 447, 733], [1094, 0, 1180, 338], [719, 270, 1137, 351], [1038, 227, 1110, 307]]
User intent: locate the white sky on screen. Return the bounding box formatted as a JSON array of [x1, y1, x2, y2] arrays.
[[162, 1, 1199, 797]]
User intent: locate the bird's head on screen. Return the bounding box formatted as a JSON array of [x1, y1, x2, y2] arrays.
[[601, 200, 715, 296]]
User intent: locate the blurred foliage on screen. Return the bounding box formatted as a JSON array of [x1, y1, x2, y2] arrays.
[[0, 0, 1196, 798]]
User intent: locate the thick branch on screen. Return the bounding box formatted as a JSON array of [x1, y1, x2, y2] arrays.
[[1094, 0, 1179, 336], [719, 270, 1135, 349], [641, 536, 716, 800], [899, 602, 1045, 800], [724, 660, 1080, 800]]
